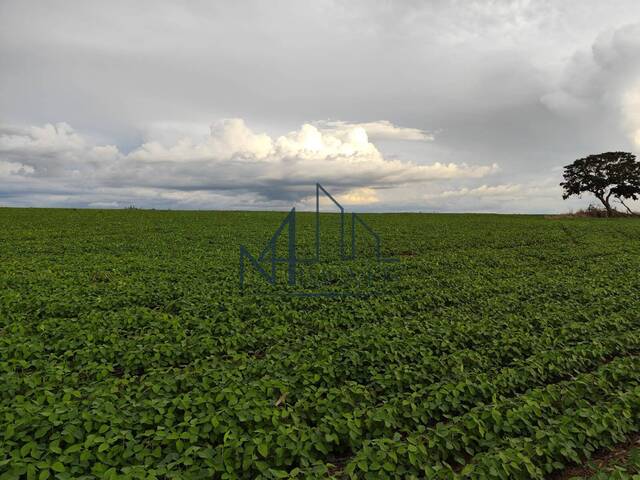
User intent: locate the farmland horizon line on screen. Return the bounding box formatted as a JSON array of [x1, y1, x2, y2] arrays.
[[0, 205, 564, 216]]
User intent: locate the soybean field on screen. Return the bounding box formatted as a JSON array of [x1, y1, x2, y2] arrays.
[[1, 208, 640, 479]]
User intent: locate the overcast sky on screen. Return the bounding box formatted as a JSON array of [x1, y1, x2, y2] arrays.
[[1, 1, 640, 212]]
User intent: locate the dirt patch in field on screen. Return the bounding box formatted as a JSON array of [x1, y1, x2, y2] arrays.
[[551, 433, 640, 479]]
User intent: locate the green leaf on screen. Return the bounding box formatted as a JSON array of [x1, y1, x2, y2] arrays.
[[21, 442, 34, 457], [65, 444, 82, 454], [269, 469, 289, 478], [27, 464, 36, 480], [257, 442, 269, 458], [49, 441, 62, 454]]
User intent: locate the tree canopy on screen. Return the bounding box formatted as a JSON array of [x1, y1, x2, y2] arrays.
[[560, 152, 640, 216]]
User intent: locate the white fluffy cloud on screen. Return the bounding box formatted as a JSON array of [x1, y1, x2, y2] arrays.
[[429, 184, 525, 199], [0, 160, 34, 176], [416, 179, 580, 213], [314, 120, 433, 141], [4, 2, 640, 213], [0, 119, 497, 208], [623, 86, 640, 148], [337, 187, 380, 205], [541, 23, 640, 148]]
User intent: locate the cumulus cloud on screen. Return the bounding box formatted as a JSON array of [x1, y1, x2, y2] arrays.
[[0, 119, 497, 208], [541, 23, 640, 147], [129, 119, 273, 162], [429, 184, 525, 199], [622, 86, 640, 148], [0, 160, 34, 176], [417, 179, 574, 213], [3, 1, 640, 212], [337, 187, 379, 205], [314, 120, 434, 141]]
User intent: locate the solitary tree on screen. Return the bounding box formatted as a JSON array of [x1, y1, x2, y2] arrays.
[[560, 152, 640, 216]]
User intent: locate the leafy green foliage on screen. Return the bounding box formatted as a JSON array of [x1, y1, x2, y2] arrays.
[[1, 208, 640, 478], [560, 151, 640, 215]]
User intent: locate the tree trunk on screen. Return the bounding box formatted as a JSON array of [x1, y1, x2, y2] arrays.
[[605, 192, 616, 216], [596, 194, 614, 216]]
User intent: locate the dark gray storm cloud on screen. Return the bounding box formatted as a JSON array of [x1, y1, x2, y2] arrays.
[[1, 0, 640, 212]]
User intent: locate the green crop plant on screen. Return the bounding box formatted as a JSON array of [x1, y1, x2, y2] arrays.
[[1, 208, 640, 478]]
